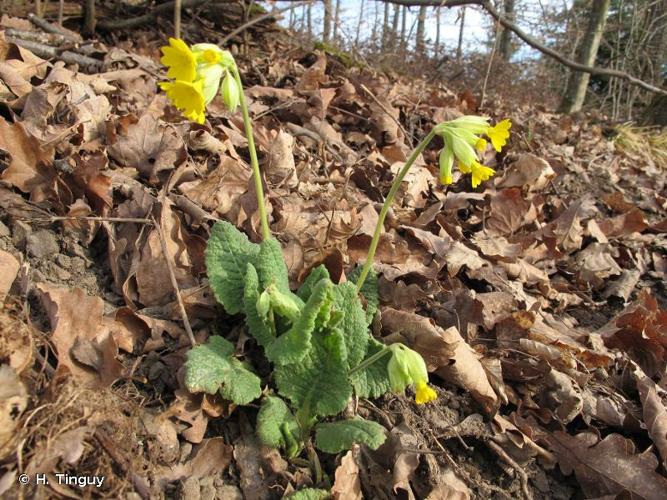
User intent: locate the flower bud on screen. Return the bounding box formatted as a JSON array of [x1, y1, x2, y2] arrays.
[[221, 72, 240, 113]]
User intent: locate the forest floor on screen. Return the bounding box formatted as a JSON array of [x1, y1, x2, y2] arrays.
[[1, 9, 667, 500]]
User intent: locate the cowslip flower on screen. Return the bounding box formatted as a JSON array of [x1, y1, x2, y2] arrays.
[[387, 344, 437, 405], [159, 38, 242, 122], [433, 115, 511, 188]]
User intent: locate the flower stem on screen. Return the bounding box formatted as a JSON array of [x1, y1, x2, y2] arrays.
[[231, 65, 270, 241], [355, 129, 437, 292], [349, 345, 392, 375]]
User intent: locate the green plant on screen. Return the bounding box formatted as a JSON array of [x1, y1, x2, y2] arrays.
[[161, 39, 509, 467]]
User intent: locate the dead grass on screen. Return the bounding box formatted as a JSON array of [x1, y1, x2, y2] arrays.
[[613, 123, 667, 169]]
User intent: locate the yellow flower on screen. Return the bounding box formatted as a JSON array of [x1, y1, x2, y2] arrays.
[[415, 380, 437, 404], [387, 344, 437, 405], [470, 161, 495, 188], [160, 38, 196, 82], [486, 119, 512, 152], [160, 80, 206, 124], [475, 137, 487, 152]]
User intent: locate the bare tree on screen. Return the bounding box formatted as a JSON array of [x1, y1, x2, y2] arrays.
[[355, 0, 365, 47], [383, 1, 391, 47], [333, 0, 341, 43], [391, 3, 401, 49], [435, 6, 441, 57], [457, 6, 466, 61], [559, 0, 611, 112], [323, 0, 332, 43], [416, 5, 427, 54], [499, 0, 514, 60], [400, 5, 408, 50]]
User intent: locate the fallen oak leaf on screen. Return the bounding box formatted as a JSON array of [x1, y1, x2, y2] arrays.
[[332, 447, 362, 500], [545, 431, 667, 500], [635, 370, 667, 469]]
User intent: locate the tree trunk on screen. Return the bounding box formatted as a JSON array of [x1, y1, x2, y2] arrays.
[[457, 6, 466, 62], [307, 3, 312, 38], [333, 0, 341, 43], [322, 0, 332, 43], [416, 5, 427, 54], [355, 0, 365, 47], [499, 0, 515, 61], [558, 0, 611, 113], [400, 5, 407, 50], [382, 1, 390, 48], [391, 4, 400, 49], [435, 6, 441, 57]]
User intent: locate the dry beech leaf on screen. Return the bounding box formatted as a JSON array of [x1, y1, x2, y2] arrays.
[[542, 195, 597, 253], [496, 153, 555, 191], [155, 437, 232, 487], [485, 188, 536, 236], [0, 365, 28, 461], [234, 433, 288, 500], [426, 468, 471, 499], [36, 284, 123, 388], [546, 431, 667, 500], [635, 372, 667, 469], [332, 447, 362, 500], [26, 427, 92, 475], [597, 208, 648, 238], [0, 116, 56, 201], [0, 250, 19, 299]]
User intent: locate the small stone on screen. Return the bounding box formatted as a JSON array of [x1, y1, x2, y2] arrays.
[[26, 230, 59, 259], [0, 221, 10, 238], [54, 266, 71, 281], [180, 477, 200, 500], [55, 254, 71, 268], [69, 256, 86, 274], [11, 221, 32, 249], [216, 486, 243, 500]]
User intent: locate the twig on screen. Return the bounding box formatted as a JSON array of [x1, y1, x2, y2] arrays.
[[94, 429, 151, 499], [219, 1, 312, 46], [27, 12, 80, 42], [360, 83, 414, 146], [96, 0, 207, 31], [4, 29, 68, 45], [480, 14, 501, 109], [26, 215, 153, 224], [150, 215, 196, 347], [487, 440, 532, 500]]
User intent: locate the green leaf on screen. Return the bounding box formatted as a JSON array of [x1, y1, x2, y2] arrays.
[[315, 417, 386, 453], [256, 238, 291, 292], [184, 336, 261, 405], [331, 282, 368, 370], [243, 264, 275, 348], [256, 396, 300, 455], [297, 265, 329, 301], [265, 279, 333, 365], [348, 267, 379, 325], [351, 337, 392, 398], [266, 284, 304, 323], [206, 221, 260, 314], [285, 488, 331, 500], [275, 328, 351, 417]]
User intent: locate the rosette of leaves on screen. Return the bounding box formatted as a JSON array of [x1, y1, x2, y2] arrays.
[[184, 221, 391, 456]]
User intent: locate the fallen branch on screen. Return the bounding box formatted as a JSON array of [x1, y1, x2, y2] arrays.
[[5, 37, 101, 71], [27, 12, 81, 42], [4, 28, 68, 46], [346, 0, 667, 96], [96, 0, 207, 31]]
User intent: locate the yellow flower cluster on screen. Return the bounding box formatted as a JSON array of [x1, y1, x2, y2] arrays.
[[159, 38, 240, 124], [435, 116, 512, 188], [387, 344, 437, 405]]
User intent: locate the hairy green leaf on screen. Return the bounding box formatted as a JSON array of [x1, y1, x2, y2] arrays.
[[257, 238, 291, 292], [331, 282, 368, 370], [285, 488, 331, 500], [297, 264, 329, 301], [275, 328, 351, 417], [184, 336, 261, 405], [265, 279, 332, 365], [243, 264, 275, 348], [315, 417, 386, 453], [206, 221, 259, 314], [349, 267, 379, 325], [256, 396, 300, 456], [351, 337, 392, 398]]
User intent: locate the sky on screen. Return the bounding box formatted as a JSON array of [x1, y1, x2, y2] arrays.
[[264, 1, 570, 62]]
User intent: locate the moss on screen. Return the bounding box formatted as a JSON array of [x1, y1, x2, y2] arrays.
[[312, 41, 363, 69]]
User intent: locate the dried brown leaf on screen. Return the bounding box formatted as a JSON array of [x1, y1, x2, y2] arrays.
[[332, 448, 362, 500], [635, 372, 667, 469]]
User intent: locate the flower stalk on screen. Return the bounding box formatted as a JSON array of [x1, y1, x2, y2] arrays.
[[231, 65, 271, 241], [355, 129, 437, 292]]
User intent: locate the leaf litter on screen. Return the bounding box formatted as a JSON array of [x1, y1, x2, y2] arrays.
[[0, 10, 666, 500]]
